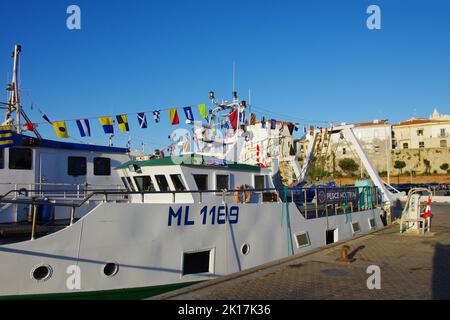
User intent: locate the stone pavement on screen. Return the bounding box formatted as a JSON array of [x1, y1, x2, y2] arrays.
[[153, 204, 450, 300]]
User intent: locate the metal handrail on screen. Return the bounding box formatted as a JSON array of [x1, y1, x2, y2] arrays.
[[0, 185, 381, 241]]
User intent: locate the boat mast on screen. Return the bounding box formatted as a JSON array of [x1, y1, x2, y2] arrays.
[[3, 45, 42, 138]]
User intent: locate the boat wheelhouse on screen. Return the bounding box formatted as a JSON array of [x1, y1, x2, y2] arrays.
[[116, 154, 274, 204]]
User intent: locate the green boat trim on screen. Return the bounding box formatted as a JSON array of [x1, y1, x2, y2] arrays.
[[0, 281, 202, 300], [116, 154, 261, 172]]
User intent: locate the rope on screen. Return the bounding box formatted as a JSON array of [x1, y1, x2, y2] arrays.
[[280, 186, 294, 256], [343, 192, 353, 235]]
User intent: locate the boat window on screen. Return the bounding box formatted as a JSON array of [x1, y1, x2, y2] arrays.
[[182, 250, 212, 275], [0, 148, 4, 169], [170, 174, 186, 191], [121, 177, 131, 191], [216, 174, 229, 190], [68, 156, 87, 176], [9, 148, 32, 170], [155, 175, 170, 192], [254, 175, 265, 190], [126, 177, 137, 192], [94, 157, 111, 176], [134, 176, 156, 192], [193, 174, 208, 191], [352, 222, 361, 234]]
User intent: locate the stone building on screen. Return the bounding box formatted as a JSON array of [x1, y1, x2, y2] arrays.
[[294, 109, 450, 177]]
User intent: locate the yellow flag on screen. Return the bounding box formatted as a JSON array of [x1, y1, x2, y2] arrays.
[[198, 104, 208, 120], [53, 121, 69, 138]]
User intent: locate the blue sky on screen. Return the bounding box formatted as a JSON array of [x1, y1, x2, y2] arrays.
[[1, 0, 450, 150]]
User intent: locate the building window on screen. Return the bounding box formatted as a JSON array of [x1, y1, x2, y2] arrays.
[[0, 148, 4, 169], [93, 157, 111, 176], [134, 176, 155, 192], [254, 175, 265, 190], [9, 148, 32, 170], [440, 140, 447, 148], [419, 141, 425, 148], [68, 157, 86, 176], [155, 175, 170, 192], [170, 174, 186, 191], [417, 129, 424, 136], [342, 148, 346, 155], [193, 174, 208, 191], [216, 174, 229, 190], [440, 128, 446, 137], [403, 143, 409, 149]]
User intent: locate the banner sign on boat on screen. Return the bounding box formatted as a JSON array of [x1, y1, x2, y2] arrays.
[[316, 188, 358, 205]]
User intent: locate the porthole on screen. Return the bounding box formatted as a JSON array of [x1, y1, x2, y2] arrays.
[[103, 263, 119, 277], [31, 265, 52, 282], [241, 243, 250, 255]]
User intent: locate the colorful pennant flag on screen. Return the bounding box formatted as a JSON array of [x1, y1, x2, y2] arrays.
[[137, 112, 147, 128], [53, 121, 69, 138], [0, 125, 15, 149], [116, 114, 130, 132], [287, 123, 294, 135], [261, 116, 266, 129], [303, 125, 307, 134], [153, 111, 160, 123], [228, 109, 238, 132], [76, 119, 91, 137], [250, 113, 256, 125], [99, 116, 114, 134], [42, 114, 53, 125], [198, 104, 208, 120], [184, 106, 194, 121], [270, 119, 276, 130], [309, 125, 314, 136], [168, 108, 179, 125]]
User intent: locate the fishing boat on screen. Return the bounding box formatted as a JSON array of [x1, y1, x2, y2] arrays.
[[0, 47, 130, 226], [0, 46, 393, 299]]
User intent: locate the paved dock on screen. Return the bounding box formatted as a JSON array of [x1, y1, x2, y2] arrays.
[[153, 204, 450, 300]]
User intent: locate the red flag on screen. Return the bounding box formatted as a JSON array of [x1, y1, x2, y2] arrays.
[[168, 108, 179, 125], [228, 110, 238, 131]]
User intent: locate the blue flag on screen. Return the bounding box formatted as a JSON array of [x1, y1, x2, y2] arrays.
[[137, 112, 147, 128], [76, 119, 91, 137], [183, 106, 194, 121], [270, 119, 276, 130], [261, 116, 266, 128]]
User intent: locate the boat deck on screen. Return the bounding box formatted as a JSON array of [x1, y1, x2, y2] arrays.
[[152, 203, 450, 300], [0, 219, 73, 245]]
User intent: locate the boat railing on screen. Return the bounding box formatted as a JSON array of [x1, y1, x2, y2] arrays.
[[0, 182, 124, 200], [0, 185, 382, 241]]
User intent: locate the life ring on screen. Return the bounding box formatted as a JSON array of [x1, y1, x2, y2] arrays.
[[233, 184, 252, 203]]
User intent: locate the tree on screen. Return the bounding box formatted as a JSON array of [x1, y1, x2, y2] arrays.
[[440, 163, 449, 172], [338, 158, 359, 176], [423, 159, 431, 174], [394, 160, 406, 184], [394, 160, 406, 175]]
